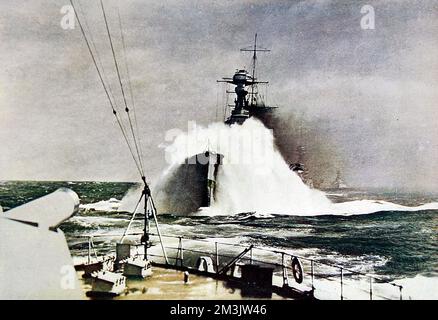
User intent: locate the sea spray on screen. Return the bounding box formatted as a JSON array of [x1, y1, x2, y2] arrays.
[[155, 118, 332, 215], [149, 117, 438, 216]]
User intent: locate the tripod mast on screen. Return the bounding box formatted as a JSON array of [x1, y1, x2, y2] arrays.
[[240, 33, 270, 106], [142, 177, 169, 264]]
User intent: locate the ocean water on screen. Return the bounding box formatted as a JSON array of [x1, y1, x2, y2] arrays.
[[1, 180, 437, 299]]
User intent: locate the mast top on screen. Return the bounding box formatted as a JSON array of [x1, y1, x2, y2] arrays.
[[240, 33, 270, 82], [217, 34, 275, 125]]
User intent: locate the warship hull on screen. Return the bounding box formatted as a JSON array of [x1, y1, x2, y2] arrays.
[[159, 151, 223, 214]]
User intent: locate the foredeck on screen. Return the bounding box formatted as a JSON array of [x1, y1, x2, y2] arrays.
[[73, 231, 404, 300], [77, 267, 289, 300]]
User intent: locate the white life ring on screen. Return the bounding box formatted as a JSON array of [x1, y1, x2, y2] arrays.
[[291, 256, 303, 284]]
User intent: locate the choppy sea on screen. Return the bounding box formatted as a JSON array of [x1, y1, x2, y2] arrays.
[[1, 180, 437, 299]]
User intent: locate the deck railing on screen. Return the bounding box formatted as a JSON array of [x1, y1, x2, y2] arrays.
[[73, 232, 403, 300]]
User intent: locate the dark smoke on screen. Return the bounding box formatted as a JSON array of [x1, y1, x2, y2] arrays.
[[257, 111, 344, 189]]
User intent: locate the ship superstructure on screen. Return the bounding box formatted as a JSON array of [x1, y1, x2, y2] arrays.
[[331, 170, 348, 190], [219, 34, 277, 125]]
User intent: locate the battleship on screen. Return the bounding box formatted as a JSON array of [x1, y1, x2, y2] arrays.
[[160, 34, 278, 214]]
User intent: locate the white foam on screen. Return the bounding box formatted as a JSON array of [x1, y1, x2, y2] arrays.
[[329, 199, 438, 216], [69, 216, 127, 228], [393, 274, 438, 300], [80, 198, 121, 212], [310, 273, 438, 300]]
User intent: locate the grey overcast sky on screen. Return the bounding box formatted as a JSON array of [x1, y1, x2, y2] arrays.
[[0, 0, 437, 191]]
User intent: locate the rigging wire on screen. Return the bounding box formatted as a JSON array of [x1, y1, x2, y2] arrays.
[[99, 0, 145, 179], [117, 8, 146, 175], [70, 0, 144, 178], [99, 0, 129, 115], [76, 0, 117, 110], [71, 0, 166, 262], [70, 0, 115, 112]]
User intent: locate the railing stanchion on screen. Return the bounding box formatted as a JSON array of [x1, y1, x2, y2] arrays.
[[87, 236, 91, 264], [91, 237, 98, 260], [282, 253, 288, 287], [250, 247, 253, 265], [340, 267, 343, 300], [215, 242, 219, 274], [399, 286, 402, 301], [311, 260, 314, 291], [179, 237, 184, 267], [369, 277, 373, 300]]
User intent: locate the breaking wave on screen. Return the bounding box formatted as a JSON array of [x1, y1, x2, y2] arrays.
[[124, 118, 438, 216], [80, 198, 122, 212]]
